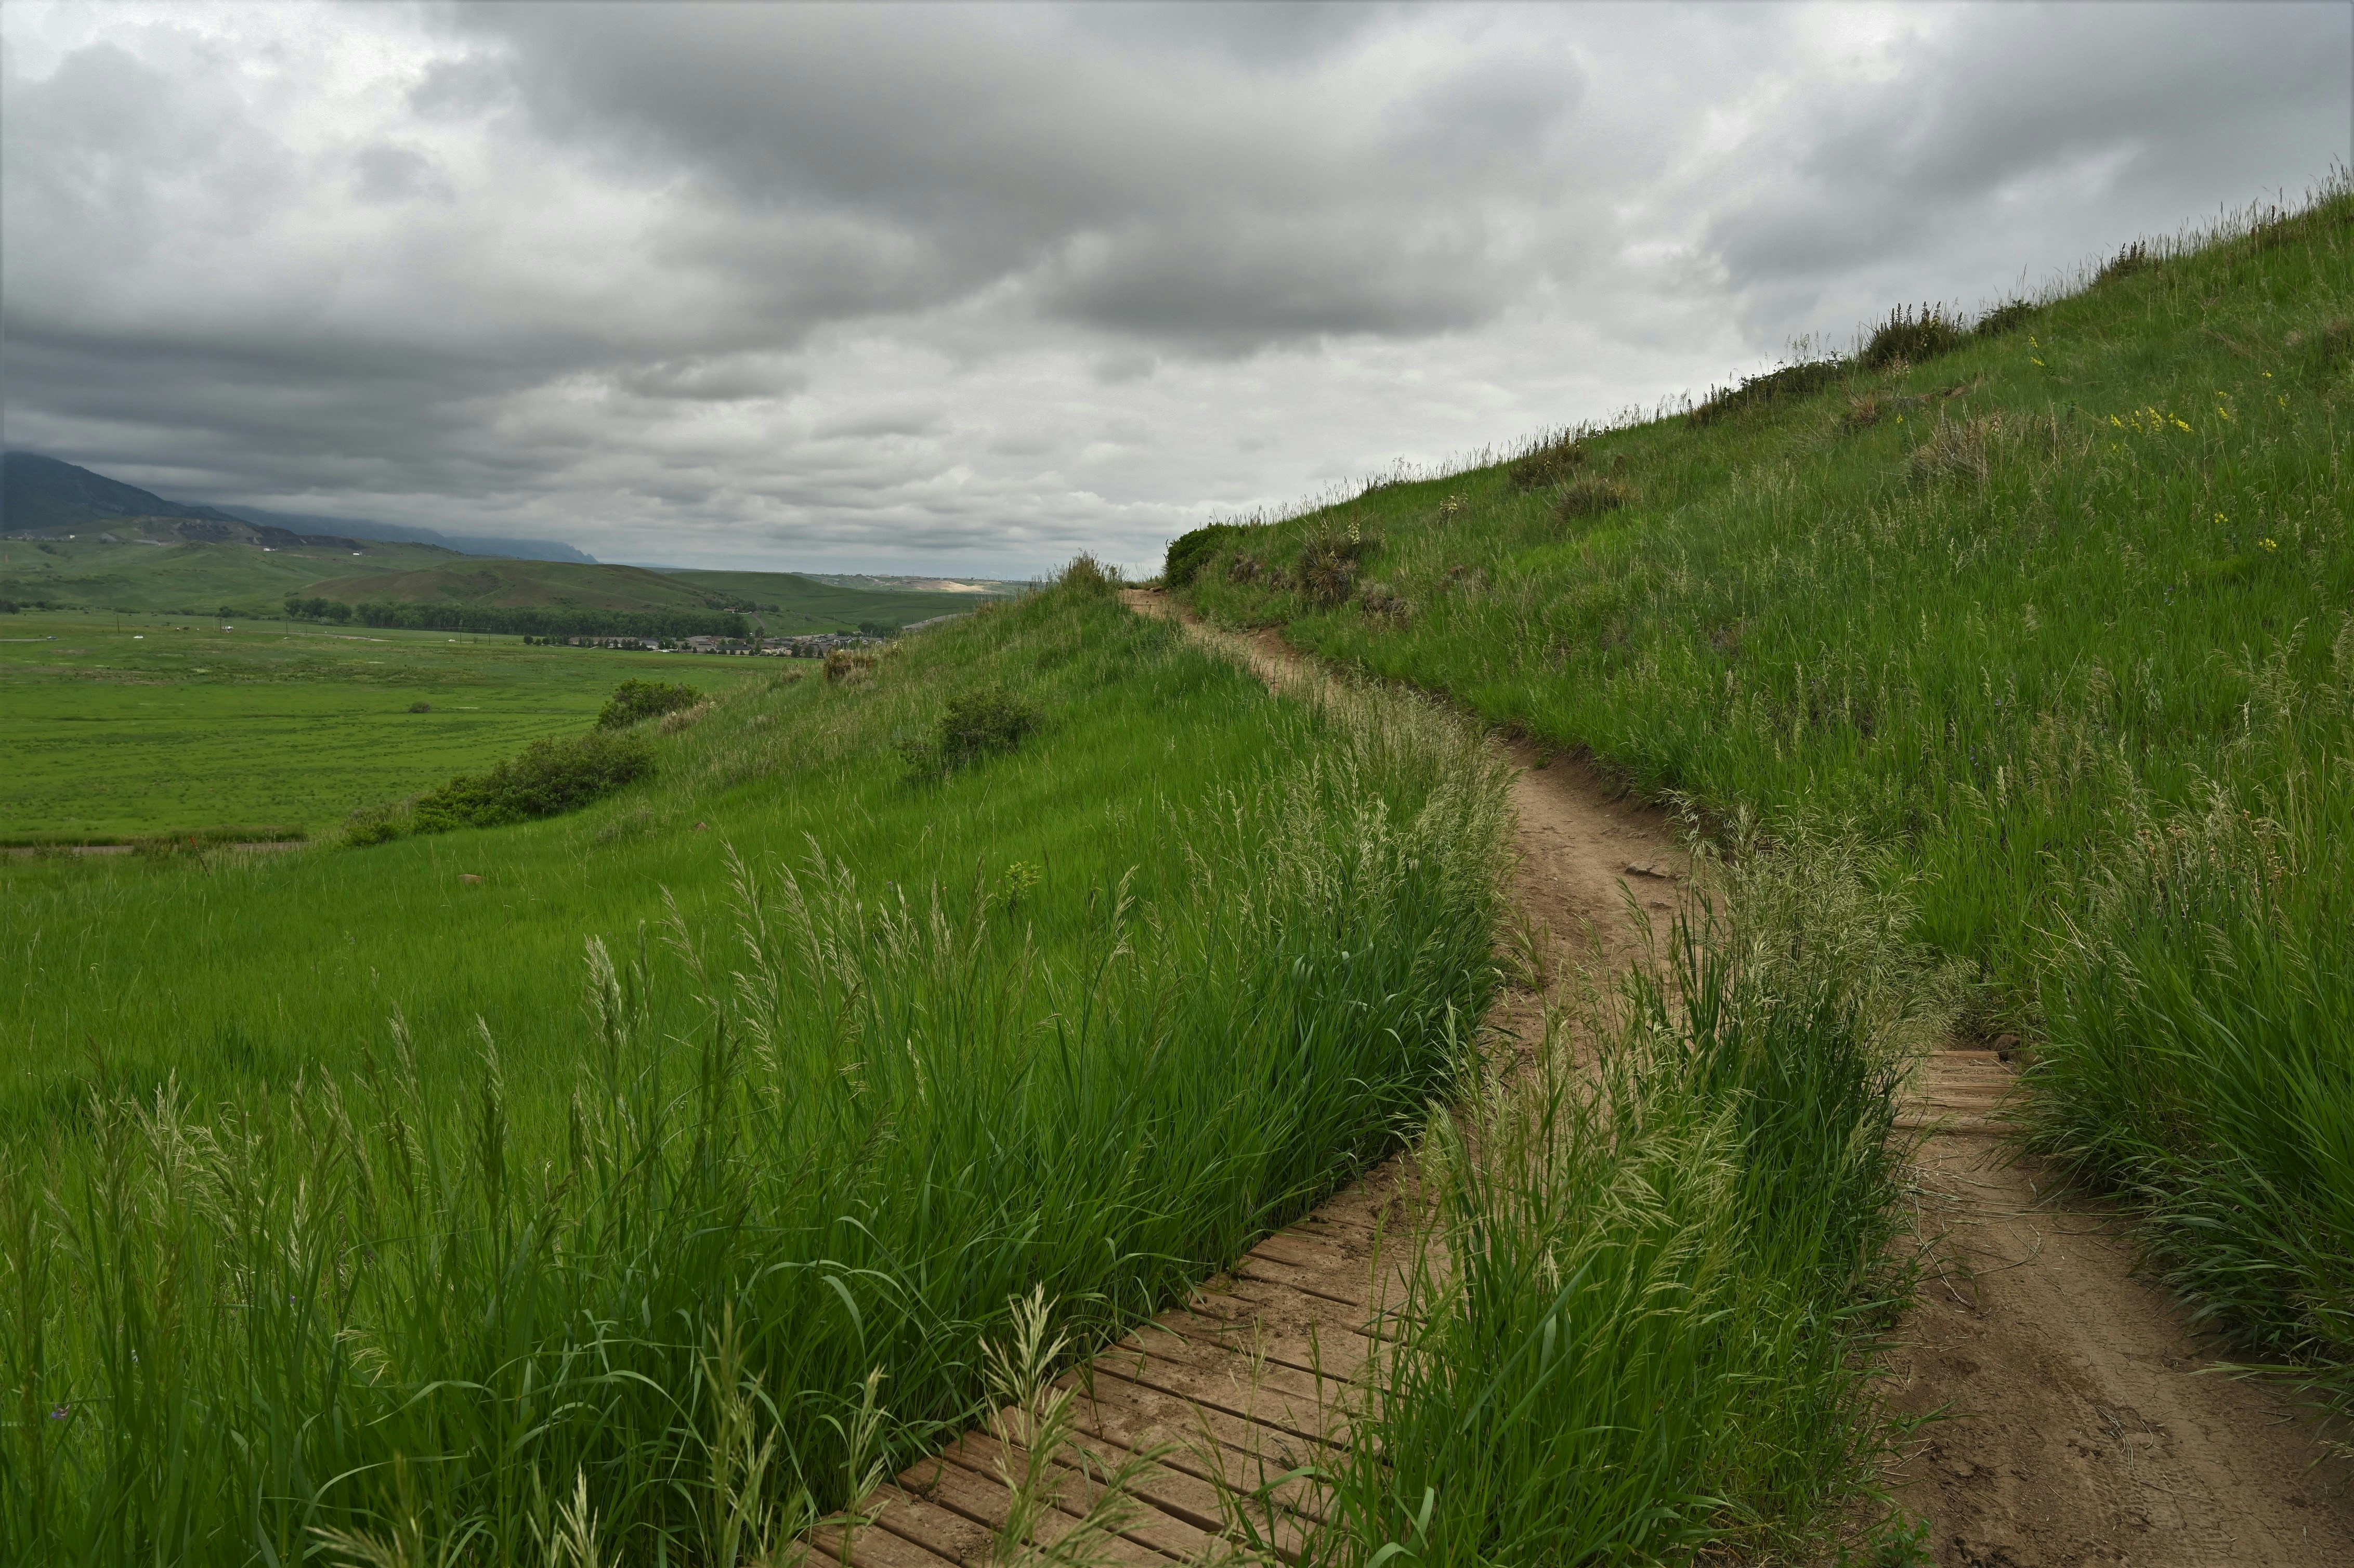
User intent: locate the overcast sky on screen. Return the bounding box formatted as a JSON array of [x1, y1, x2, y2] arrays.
[[4, 2, 2348, 575]]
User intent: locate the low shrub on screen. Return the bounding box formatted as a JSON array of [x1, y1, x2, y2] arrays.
[[1862, 305, 1965, 369], [2097, 240, 2159, 283], [597, 678, 704, 729], [2285, 318, 2354, 381], [1162, 525, 1245, 587], [403, 731, 656, 835], [825, 649, 878, 685], [408, 700, 433, 713], [1508, 433, 1587, 489], [898, 686, 1043, 780], [1974, 298, 2038, 337], [1358, 580, 1409, 622], [1057, 553, 1122, 594], [1554, 475, 1636, 521], [1688, 359, 1847, 426], [1904, 414, 2006, 487], [658, 700, 714, 735]]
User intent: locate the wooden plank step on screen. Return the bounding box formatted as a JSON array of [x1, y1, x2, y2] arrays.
[[935, 1430, 1232, 1563], [887, 1448, 1180, 1566], [1143, 1302, 1372, 1382], [1101, 1318, 1350, 1409], [1896, 1114, 2009, 1133]]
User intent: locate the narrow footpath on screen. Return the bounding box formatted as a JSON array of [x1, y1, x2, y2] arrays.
[[1890, 1051, 2354, 1566], [806, 593, 1685, 1566], [816, 591, 2353, 1566]]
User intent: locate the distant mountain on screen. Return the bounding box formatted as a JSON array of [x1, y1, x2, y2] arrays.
[[2, 452, 247, 531], [220, 506, 597, 565], [1, 453, 595, 564]]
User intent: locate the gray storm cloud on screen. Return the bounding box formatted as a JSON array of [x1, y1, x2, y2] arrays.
[[2, 1, 2346, 574]]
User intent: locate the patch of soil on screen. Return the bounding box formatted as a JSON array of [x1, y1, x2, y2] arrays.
[[1888, 1049, 2354, 1565]]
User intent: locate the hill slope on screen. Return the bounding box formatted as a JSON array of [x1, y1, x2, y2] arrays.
[[1178, 182, 2354, 1414], [221, 504, 598, 564], [4, 452, 600, 563], [1, 451, 246, 531], [4, 532, 988, 632], [303, 558, 977, 631], [1, 532, 459, 612]]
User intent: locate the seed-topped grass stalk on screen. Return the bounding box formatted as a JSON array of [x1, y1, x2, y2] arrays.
[[0, 569, 1511, 1564], [1323, 844, 1954, 1565]]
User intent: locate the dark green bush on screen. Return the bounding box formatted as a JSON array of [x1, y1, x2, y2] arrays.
[[597, 679, 703, 729], [1688, 360, 1847, 426], [1163, 524, 1246, 587], [1508, 434, 1586, 489], [1973, 299, 2038, 338], [1862, 305, 1965, 369], [898, 686, 1043, 779], [2097, 240, 2158, 283], [410, 731, 657, 834]]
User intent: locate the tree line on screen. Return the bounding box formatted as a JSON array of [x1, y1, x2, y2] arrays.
[[283, 595, 748, 639]]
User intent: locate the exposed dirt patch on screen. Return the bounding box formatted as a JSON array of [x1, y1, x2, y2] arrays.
[[1889, 1049, 2354, 1565]]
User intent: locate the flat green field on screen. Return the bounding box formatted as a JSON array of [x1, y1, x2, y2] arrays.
[[0, 609, 769, 839]]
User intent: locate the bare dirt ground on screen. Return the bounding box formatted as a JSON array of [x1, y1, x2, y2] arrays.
[[829, 590, 2351, 1566], [1889, 1051, 2354, 1566]]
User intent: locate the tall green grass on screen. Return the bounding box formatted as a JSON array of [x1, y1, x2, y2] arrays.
[[0, 573, 1511, 1563], [1177, 177, 2354, 1414], [1324, 847, 1950, 1565]]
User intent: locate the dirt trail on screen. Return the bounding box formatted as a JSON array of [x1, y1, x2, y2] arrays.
[[1890, 1052, 2354, 1566], [1122, 592, 1689, 982], [806, 595, 1689, 1567], [1165, 589, 2354, 1564], [826, 590, 2350, 1566]]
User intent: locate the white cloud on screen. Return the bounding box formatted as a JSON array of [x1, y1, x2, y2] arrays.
[[3, 1, 2346, 576]]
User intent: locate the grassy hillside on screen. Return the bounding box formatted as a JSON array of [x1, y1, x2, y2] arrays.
[[1180, 182, 2354, 1412], [308, 558, 973, 630], [0, 610, 771, 840], [1, 533, 456, 612], [0, 568, 1511, 1562], [2, 531, 983, 631], [305, 557, 741, 612], [658, 566, 1005, 623]]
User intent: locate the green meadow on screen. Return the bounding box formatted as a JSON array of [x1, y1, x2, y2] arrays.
[[0, 611, 770, 840], [0, 570, 1512, 1562]]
